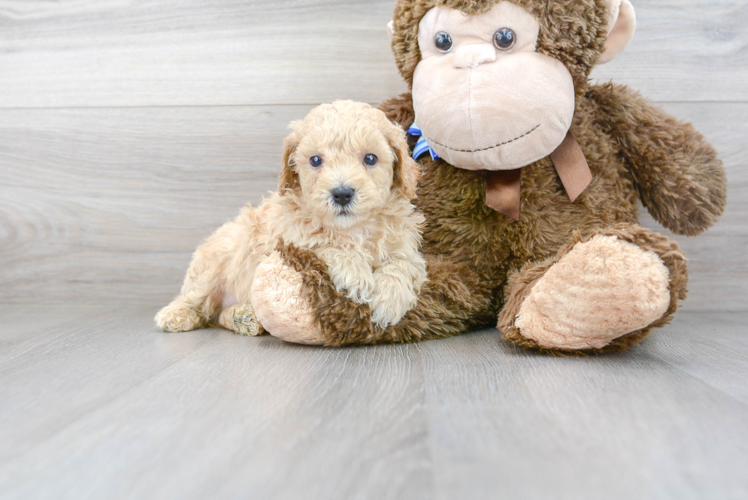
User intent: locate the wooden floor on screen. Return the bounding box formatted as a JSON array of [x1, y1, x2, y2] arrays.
[[1, 307, 746, 499], [1, 1, 747, 498]]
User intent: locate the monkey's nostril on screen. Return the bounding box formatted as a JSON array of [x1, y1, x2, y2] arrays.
[[331, 187, 355, 207]]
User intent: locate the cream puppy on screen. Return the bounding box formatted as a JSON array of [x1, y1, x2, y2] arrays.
[[155, 101, 427, 337]]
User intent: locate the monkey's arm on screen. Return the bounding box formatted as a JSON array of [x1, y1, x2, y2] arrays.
[[254, 242, 493, 346], [587, 83, 727, 236]]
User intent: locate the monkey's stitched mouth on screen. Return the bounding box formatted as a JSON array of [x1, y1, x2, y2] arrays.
[[426, 124, 541, 154]]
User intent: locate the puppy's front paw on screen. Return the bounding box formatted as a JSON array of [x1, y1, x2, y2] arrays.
[[370, 287, 417, 329], [333, 274, 375, 304], [318, 249, 375, 304]]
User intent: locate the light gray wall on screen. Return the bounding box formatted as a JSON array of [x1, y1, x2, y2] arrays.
[[0, 0, 745, 310]]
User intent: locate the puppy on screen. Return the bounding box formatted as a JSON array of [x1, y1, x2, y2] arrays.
[[155, 101, 427, 336]]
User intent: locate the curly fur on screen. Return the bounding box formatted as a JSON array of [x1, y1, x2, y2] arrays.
[[155, 101, 427, 334]]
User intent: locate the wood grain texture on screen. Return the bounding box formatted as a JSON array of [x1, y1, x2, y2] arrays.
[[589, 0, 748, 102], [0, 0, 746, 108], [418, 320, 748, 500], [646, 311, 748, 404], [0, 102, 744, 310], [0, 306, 432, 500], [0, 306, 746, 499], [0, 0, 407, 108], [0, 105, 312, 304]]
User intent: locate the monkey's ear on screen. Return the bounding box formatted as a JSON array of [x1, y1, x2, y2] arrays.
[[387, 20, 395, 43], [388, 127, 420, 201], [279, 126, 301, 194], [597, 0, 636, 65]]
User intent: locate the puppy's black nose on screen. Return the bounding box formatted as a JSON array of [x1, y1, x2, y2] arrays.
[[331, 187, 355, 207]]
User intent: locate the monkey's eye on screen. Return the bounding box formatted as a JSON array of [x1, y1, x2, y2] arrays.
[[310, 156, 323, 168], [493, 28, 516, 50], [364, 154, 378, 166], [434, 31, 453, 53]]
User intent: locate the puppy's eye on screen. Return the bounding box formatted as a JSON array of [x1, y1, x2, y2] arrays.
[[310, 156, 323, 168], [434, 32, 453, 53], [493, 28, 516, 50], [364, 154, 378, 166]]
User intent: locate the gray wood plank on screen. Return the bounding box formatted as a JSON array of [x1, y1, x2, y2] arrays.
[[0, 307, 746, 499], [0, 0, 745, 108], [0, 304, 111, 363], [0, 102, 744, 310], [418, 322, 748, 500], [646, 311, 748, 405], [0, 304, 103, 342], [0, 0, 408, 108], [589, 0, 748, 103], [0, 306, 217, 465], [0, 306, 432, 500], [0, 105, 313, 304]]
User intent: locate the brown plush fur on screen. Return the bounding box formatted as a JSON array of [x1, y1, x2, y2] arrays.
[[587, 84, 727, 236], [262, 0, 726, 353]]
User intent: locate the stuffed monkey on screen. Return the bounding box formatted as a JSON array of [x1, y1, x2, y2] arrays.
[[248, 0, 726, 354]]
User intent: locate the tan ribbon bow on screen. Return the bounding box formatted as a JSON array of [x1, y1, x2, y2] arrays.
[[485, 131, 593, 220]]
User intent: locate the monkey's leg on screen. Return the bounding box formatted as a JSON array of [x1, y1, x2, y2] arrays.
[[498, 223, 687, 355], [250, 244, 495, 346], [218, 304, 266, 337]]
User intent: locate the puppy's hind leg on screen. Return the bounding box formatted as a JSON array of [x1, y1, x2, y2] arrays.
[[218, 304, 266, 337], [155, 236, 228, 332], [155, 298, 206, 333]]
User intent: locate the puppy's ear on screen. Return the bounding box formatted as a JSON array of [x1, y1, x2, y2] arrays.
[[387, 123, 420, 200], [279, 127, 301, 194]]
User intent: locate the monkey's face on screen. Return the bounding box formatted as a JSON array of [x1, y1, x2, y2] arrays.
[[412, 1, 576, 171]]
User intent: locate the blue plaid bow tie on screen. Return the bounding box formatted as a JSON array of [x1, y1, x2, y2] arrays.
[[408, 123, 441, 161]]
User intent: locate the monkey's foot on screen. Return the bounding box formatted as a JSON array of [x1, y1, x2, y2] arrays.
[[218, 304, 266, 337], [499, 226, 684, 353], [250, 252, 326, 345]]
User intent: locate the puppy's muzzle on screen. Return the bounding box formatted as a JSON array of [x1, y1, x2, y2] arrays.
[[331, 187, 355, 207]]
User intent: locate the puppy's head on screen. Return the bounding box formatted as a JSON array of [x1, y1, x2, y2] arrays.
[[279, 100, 419, 229]]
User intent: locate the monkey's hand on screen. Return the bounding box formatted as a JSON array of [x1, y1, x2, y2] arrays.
[[589, 83, 727, 236]]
